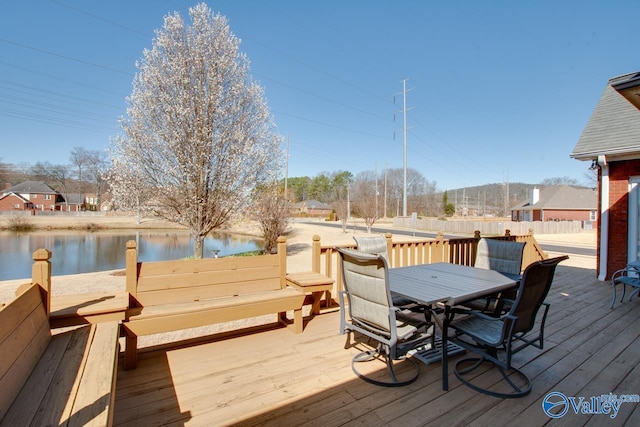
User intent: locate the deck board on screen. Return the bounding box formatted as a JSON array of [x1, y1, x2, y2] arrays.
[[113, 265, 640, 426]]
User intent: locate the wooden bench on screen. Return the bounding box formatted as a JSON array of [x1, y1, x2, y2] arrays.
[[122, 236, 306, 369], [0, 258, 119, 426]]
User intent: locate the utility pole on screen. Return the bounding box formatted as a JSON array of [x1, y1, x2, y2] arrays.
[[375, 162, 378, 219], [284, 135, 289, 200], [504, 169, 510, 217], [384, 163, 388, 218], [347, 184, 351, 220], [402, 78, 408, 217]]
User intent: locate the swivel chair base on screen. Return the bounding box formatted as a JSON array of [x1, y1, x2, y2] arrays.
[[454, 357, 532, 398], [352, 349, 419, 387]]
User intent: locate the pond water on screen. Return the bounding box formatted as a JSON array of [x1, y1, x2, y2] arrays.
[[0, 230, 262, 281]]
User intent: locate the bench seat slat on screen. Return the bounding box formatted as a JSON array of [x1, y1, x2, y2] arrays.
[[69, 322, 120, 427], [1, 331, 72, 426], [31, 326, 93, 426]]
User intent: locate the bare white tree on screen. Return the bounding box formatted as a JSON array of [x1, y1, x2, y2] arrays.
[[111, 3, 280, 258], [250, 183, 290, 254], [351, 170, 379, 232]]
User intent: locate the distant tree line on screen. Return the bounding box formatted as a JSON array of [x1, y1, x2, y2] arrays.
[[0, 147, 109, 210]]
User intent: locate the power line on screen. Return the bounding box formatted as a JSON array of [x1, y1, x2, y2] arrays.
[[0, 37, 133, 76], [48, 0, 152, 38]]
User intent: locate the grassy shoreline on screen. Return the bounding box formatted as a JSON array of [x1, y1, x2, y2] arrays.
[[0, 214, 265, 235]]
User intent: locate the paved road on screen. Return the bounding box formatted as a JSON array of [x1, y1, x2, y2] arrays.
[[299, 220, 596, 258]]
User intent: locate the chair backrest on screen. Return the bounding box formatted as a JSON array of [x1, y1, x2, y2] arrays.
[[509, 255, 568, 334], [353, 235, 390, 264], [475, 238, 525, 276], [337, 247, 393, 334]]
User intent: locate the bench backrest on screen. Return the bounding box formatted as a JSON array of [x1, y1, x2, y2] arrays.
[[0, 284, 51, 421], [126, 237, 288, 306]]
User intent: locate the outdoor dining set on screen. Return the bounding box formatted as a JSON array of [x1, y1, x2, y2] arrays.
[[336, 235, 568, 398]]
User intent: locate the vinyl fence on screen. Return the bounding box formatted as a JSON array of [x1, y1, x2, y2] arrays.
[[393, 217, 583, 235]]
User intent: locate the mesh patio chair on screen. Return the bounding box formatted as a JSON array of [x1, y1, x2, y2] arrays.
[[353, 235, 414, 307], [610, 263, 640, 308], [447, 255, 568, 398], [464, 238, 526, 315], [336, 247, 434, 387]]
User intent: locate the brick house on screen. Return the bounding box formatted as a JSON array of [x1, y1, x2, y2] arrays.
[[510, 186, 597, 227], [571, 71, 640, 280], [289, 200, 333, 217], [0, 181, 62, 211], [0, 192, 33, 211]]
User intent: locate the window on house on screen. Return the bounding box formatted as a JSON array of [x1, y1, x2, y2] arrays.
[[590, 210, 597, 221], [32, 194, 37, 198], [44, 194, 51, 200]]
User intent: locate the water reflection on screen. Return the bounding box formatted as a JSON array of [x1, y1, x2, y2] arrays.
[[0, 230, 261, 280]]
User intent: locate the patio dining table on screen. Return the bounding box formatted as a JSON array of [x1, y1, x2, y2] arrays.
[[388, 262, 518, 391]]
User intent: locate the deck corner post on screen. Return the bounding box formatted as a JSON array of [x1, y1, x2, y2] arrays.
[[32, 248, 52, 315], [278, 236, 287, 286], [312, 235, 321, 273], [126, 240, 138, 298]]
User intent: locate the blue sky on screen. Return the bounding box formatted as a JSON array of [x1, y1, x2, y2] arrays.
[[1, 0, 639, 191]]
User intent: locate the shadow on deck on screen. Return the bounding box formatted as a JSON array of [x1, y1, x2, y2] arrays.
[[113, 265, 640, 426]]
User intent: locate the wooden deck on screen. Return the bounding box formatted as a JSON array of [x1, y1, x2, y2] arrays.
[[113, 265, 640, 426]]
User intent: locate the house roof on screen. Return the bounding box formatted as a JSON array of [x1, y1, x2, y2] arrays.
[[571, 72, 640, 161], [61, 193, 85, 205], [0, 192, 31, 204], [511, 185, 597, 211], [7, 180, 58, 194]]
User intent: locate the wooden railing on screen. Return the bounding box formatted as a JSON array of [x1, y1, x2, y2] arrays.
[[310, 230, 547, 294]]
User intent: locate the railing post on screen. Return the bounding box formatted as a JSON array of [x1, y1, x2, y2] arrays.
[[385, 233, 393, 267], [434, 231, 444, 263], [472, 230, 481, 266], [312, 235, 321, 273], [126, 240, 138, 299], [32, 248, 52, 316], [278, 236, 287, 287]]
